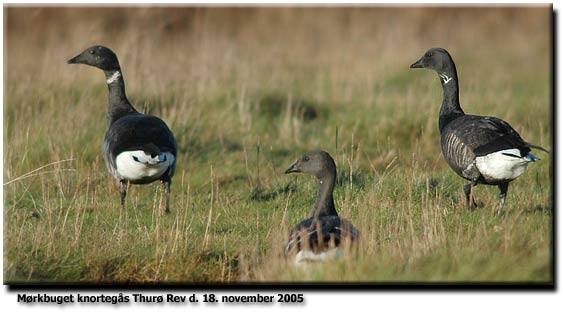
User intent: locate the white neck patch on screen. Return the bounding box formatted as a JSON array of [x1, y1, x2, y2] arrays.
[[106, 71, 121, 84], [439, 72, 452, 85]]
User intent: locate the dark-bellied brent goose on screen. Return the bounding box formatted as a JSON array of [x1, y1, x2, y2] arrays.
[[410, 48, 548, 214], [68, 46, 177, 213], [284, 150, 359, 265]]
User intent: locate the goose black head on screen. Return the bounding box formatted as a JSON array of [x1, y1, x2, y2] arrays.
[[410, 48, 455, 73], [285, 150, 336, 181], [68, 45, 120, 71]]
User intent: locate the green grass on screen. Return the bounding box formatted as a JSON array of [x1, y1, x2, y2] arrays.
[[3, 6, 552, 284]]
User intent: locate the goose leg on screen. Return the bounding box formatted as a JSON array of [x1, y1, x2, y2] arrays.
[[464, 180, 478, 210], [498, 182, 509, 215], [119, 180, 128, 209], [162, 179, 171, 214]]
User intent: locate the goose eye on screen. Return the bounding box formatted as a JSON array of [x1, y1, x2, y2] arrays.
[[426, 52, 433, 58], [302, 156, 309, 162], [89, 50, 96, 55]]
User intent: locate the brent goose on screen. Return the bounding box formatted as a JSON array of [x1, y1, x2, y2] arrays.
[[410, 48, 547, 213], [68, 46, 177, 213], [284, 150, 359, 264]]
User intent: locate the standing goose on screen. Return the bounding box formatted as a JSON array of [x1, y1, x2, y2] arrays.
[[284, 150, 359, 264], [68, 45, 177, 213], [410, 48, 547, 213]]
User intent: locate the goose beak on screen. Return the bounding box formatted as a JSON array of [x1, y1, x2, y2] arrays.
[[67, 53, 84, 65], [410, 57, 425, 69], [284, 162, 300, 174]]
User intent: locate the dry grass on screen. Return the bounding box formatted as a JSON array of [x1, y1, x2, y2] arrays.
[[3, 6, 552, 284]]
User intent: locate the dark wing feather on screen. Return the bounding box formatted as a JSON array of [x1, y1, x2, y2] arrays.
[[285, 216, 359, 256], [446, 115, 530, 157], [102, 113, 177, 177]]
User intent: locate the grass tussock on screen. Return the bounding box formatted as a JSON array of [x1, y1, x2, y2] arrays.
[[4, 6, 552, 283]]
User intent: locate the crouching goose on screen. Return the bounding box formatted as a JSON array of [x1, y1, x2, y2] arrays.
[[410, 48, 548, 214], [284, 150, 359, 265], [68, 46, 177, 213]]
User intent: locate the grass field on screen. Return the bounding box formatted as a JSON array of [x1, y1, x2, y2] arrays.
[[3, 6, 553, 283]]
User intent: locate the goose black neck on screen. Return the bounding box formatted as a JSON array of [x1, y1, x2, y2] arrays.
[[310, 169, 338, 218], [104, 70, 137, 125], [437, 67, 464, 132]]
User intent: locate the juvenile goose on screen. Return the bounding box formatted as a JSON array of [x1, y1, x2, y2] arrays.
[[68, 45, 177, 213], [410, 48, 547, 213], [284, 150, 359, 264]]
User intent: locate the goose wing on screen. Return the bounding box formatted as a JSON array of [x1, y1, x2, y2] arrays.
[[448, 115, 537, 157], [285, 216, 359, 256]]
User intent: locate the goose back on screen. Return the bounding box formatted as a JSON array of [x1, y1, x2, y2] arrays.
[[285, 215, 359, 257], [441, 114, 532, 181], [103, 113, 177, 182]]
